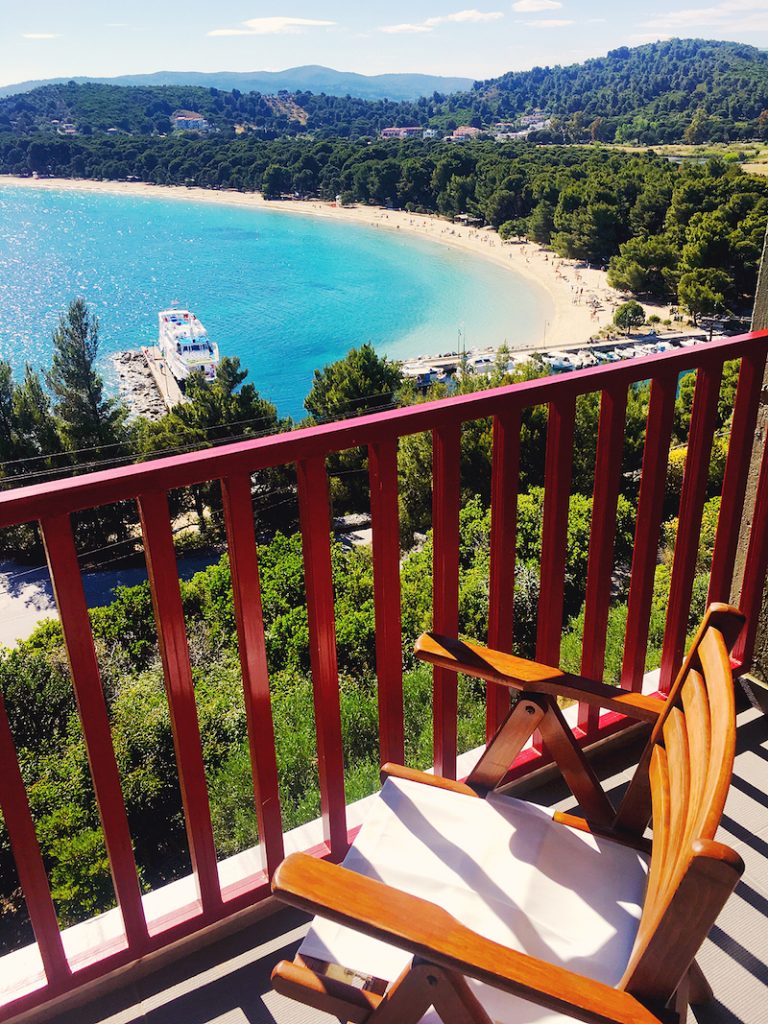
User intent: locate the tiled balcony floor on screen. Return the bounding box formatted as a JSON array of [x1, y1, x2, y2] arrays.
[[57, 698, 768, 1024]]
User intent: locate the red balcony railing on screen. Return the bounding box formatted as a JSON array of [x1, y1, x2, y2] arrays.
[[0, 331, 767, 1019]]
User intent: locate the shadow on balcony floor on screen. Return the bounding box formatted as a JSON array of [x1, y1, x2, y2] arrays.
[[60, 703, 768, 1024]]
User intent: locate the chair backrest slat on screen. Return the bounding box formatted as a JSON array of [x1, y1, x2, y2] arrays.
[[696, 627, 737, 838], [662, 707, 691, 891], [621, 611, 743, 1001], [681, 670, 710, 820], [635, 745, 670, 948]]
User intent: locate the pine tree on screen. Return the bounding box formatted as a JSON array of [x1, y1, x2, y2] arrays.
[[46, 298, 129, 460], [13, 365, 62, 476], [46, 299, 132, 549]]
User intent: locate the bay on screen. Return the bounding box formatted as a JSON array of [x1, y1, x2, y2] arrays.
[[0, 185, 550, 418]]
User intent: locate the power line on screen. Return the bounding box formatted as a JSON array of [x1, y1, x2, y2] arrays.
[[0, 397, 401, 487], [0, 386, 400, 473], [0, 410, 283, 470]]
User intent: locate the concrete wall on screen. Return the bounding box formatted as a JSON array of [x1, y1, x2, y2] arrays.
[[735, 226, 768, 681]]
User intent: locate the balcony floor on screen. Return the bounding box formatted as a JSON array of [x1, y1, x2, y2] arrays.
[[60, 699, 768, 1024]]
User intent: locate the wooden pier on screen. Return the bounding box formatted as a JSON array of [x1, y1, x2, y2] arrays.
[[141, 346, 186, 410], [113, 348, 186, 420]]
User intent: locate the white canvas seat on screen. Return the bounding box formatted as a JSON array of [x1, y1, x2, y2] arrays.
[[273, 607, 745, 1024], [300, 776, 649, 1024]]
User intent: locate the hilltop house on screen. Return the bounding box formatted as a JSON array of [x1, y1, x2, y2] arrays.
[[450, 124, 483, 141], [380, 126, 425, 139], [170, 110, 210, 132]]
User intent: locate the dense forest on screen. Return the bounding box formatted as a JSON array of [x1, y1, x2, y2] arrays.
[[473, 38, 768, 144], [2, 135, 766, 316], [0, 81, 427, 139], [0, 298, 732, 949], [0, 40, 767, 143]]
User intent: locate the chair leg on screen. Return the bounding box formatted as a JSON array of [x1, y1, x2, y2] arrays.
[[430, 967, 494, 1024], [688, 959, 714, 1005], [367, 963, 438, 1024], [670, 970, 690, 1023], [369, 963, 493, 1024], [466, 693, 547, 792], [271, 960, 382, 1022]]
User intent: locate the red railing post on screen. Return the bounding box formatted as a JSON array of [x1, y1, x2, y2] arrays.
[[0, 691, 70, 986], [708, 349, 767, 604], [296, 456, 348, 856], [580, 385, 628, 734], [432, 422, 461, 779], [621, 376, 677, 691], [659, 363, 722, 692], [487, 407, 521, 740], [368, 441, 405, 767], [40, 514, 149, 951], [221, 473, 284, 878], [537, 395, 576, 666], [137, 491, 222, 913]]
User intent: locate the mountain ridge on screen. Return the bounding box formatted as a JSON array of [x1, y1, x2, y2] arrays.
[[0, 66, 474, 103]]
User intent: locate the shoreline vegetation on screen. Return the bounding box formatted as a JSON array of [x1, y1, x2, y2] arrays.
[[0, 174, 672, 350]]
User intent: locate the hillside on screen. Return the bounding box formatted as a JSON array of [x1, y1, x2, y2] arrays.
[[1, 40, 767, 144], [471, 38, 768, 143], [0, 66, 473, 103], [0, 81, 432, 137]]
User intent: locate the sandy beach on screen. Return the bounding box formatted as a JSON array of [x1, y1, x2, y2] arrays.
[[0, 174, 670, 349]]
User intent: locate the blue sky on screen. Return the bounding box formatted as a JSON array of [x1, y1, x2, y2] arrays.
[[3, 1, 768, 86]]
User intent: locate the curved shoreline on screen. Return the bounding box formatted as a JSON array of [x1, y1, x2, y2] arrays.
[[0, 175, 642, 349]]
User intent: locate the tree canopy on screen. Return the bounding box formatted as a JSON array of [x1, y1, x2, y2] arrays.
[[2, 39, 767, 144]]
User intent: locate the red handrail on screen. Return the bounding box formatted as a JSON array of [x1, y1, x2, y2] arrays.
[[0, 330, 766, 1021]]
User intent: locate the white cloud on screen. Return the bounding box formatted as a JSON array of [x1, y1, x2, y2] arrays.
[[641, 1, 768, 32], [380, 22, 434, 33], [380, 9, 504, 33], [512, 0, 562, 10], [209, 17, 335, 37], [22, 32, 59, 40], [436, 8, 505, 21], [524, 18, 575, 26]]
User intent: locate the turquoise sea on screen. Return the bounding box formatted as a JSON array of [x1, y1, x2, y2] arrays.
[[0, 185, 551, 418]]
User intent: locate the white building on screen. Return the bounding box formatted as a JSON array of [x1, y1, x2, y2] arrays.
[[171, 110, 211, 132]]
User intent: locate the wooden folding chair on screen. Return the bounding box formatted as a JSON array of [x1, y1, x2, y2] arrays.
[[271, 603, 745, 1024]]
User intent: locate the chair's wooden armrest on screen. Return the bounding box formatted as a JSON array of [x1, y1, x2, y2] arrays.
[[415, 633, 663, 723], [273, 853, 671, 1024], [381, 762, 480, 797]]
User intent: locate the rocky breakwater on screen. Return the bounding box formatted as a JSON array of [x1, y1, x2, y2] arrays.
[[113, 351, 168, 420]]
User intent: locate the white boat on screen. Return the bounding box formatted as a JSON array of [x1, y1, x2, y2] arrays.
[[158, 308, 219, 383]]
